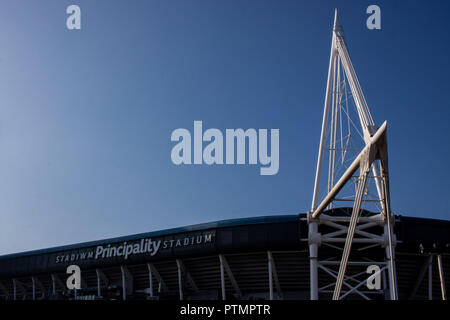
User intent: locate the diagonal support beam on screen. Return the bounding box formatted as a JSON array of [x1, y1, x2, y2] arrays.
[[31, 276, 46, 300], [318, 264, 370, 300], [13, 279, 26, 300], [51, 274, 64, 295], [320, 267, 377, 291], [332, 158, 370, 300], [322, 221, 383, 241], [312, 121, 387, 219], [339, 266, 386, 300], [409, 255, 433, 300], [176, 259, 199, 293], [219, 254, 241, 298], [311, 19, 338, 211], [147, 263, 168, 292], [267, 251, 282, 299], [437, 255, 447, 300], [96, 269, 109, 297], [120, 266, 133, 300]]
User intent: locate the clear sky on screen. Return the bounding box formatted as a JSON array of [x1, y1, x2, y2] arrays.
[[0, 0, 449, 255]]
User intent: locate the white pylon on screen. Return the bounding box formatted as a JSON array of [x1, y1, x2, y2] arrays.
[[308, 9, 398, 300]]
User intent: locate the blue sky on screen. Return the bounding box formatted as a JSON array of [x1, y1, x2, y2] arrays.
[[0, 0, 449, 254]]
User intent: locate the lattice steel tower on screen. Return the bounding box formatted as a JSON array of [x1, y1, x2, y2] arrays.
[[308, 10, 398, 300]]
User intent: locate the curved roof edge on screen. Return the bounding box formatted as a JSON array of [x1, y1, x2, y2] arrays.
[[2, 211, 449, 261], [0, 214, 301, 261]]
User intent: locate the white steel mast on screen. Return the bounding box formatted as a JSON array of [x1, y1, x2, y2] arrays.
[[308, 9, 398, 300]]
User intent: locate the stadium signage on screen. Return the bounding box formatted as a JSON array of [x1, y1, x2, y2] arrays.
[[55, 231, 215, 264]]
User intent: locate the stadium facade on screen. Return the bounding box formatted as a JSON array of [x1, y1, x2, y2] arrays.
[[0, 208, 448, 301]]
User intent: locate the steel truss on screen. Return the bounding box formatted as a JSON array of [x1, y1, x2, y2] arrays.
[[308, 10, 398, 300]]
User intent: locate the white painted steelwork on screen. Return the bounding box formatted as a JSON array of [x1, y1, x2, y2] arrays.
[[308, 9, 398, 300]]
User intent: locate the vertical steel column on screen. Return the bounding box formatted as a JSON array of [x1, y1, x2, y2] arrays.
[[32, 277, 36, 301], [309, 219, 319, 300], [429, 257, 433, 300], [268, 251, 273, 300], [13, 279, 16, 301], [120, 266, 127, 301], [147, 263, 154, 298], [382, 268, 388, 299], [384, 223, 398, 300], [177, 260, 183, 300], [96, 269, 101, 297], [51, 275, 56, 295], [220, 255, 226, 300], [437, 255, 447, 300], [379, 155, 398, 301]]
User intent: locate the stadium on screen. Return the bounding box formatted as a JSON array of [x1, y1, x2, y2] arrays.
[[1, 10, 449, 302], [0, 208, 448, 301]]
